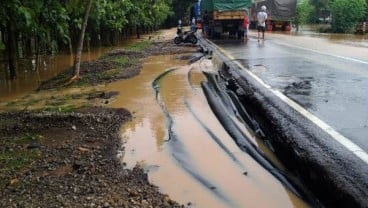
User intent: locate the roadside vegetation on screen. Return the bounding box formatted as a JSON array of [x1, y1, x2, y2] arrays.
[[0, 134, 43, 181], [294, 0, 314, 31], [0, 0, 197, 81], [294, 0, 368, 33], [328, 0, 367, 32]]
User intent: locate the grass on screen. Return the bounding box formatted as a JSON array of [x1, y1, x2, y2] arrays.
[[43, 104, 77, 113], [126, 40, 152, 52], [0, 150, 41, 171], [0, 134, 43, 173], [45, 99, 66, 106], [72, 78, 89, 87], [13, 134, 43, 144], [69, 40, 151, 85], [112, 56, 132, 67], [100, 68, 121, 79], [45, 94, 75, 105], [5, 101, 16, 107], [25, 98, 41, 106]]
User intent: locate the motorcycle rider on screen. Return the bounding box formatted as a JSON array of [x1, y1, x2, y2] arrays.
[[177, 19, 183, 35]]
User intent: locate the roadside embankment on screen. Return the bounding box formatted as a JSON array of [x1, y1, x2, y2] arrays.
[[199, 39, 368, 208]]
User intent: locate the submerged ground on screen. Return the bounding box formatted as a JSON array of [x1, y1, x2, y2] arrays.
[[0, 30, 198, 207]]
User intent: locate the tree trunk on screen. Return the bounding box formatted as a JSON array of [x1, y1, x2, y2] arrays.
[[101, 29, 111, 46], [25, 37, 33, 58], [110, 30, 117, 45], [68, 38, 73, 55], [73, 0, 92, 78], [35, 36, 40, 71], [7, 15, 17, 79], [124, 28, 128, 40], [136, 26, 140, 39]]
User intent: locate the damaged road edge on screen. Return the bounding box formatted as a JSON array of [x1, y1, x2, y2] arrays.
[[198, 40, 368, 208]]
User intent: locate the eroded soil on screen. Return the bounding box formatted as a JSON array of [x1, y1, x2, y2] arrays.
[[0, 31, 201, 207]]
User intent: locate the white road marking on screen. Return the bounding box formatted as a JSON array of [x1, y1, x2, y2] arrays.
[[211, 42, 368, 165], [274, 41, 368, 65]]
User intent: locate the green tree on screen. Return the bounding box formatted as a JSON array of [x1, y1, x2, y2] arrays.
[[148, 0, 173, 31], [165, 0, 197, 27], [0, 0, 24, 79], [71, 0, 93, 83], [365, 0, 368, 21], [0, 0, 71, 78], [309, 0, 329, 22], [293, 0, 314, 31], [125, 0, 159, 38], [91, 0, 132, 45], [22, 0, 70, 68], [329, 0, 367, 32], [0, 0, 189, 83]]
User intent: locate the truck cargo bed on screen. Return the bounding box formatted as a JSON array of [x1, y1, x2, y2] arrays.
[[213, 11, 244, 20]]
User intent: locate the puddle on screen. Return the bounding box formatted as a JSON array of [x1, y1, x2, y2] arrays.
[[107, 54, 310, 207]]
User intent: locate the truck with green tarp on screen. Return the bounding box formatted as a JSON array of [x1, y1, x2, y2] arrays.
[[200, 0, 252, 38], [249, 0, 297, 31]]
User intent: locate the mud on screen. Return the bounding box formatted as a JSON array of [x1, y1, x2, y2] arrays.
[[38, 41, 199, 90], [0, 34, 199, 207]]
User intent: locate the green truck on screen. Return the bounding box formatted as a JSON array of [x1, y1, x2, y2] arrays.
[[200, 0, 252, 38]]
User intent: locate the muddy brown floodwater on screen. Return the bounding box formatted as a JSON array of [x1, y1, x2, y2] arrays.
[[0, 42, 130, 102], [106, 53, 310, 207]]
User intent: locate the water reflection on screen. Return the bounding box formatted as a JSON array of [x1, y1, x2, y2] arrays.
[[0, 42, 130, 102]]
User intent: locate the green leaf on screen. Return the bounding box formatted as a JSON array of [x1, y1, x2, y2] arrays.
[[0, 42, 5, 50]]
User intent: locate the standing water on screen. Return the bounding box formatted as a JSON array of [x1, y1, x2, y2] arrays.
[[0, 28, 314, 207], [0, 42, 131, 102], [107, 53, 310, 207]]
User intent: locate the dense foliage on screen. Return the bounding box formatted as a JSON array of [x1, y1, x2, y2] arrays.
[[0, 0, 196, 79], [0, 0, 174, 53], [362, 0, 368, 21], [308, 0, 329, 23], [328, 0, 367, 32], [294, 0, 368, 32], [293, 0, 314, 31], [165, 0, 198, 27]]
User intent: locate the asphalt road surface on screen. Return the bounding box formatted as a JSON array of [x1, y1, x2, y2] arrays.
[[211, 30, 368, 164]]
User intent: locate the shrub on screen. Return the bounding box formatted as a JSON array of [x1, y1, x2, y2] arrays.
[[293, 0, 314, 31], [329, 0, 367, 33]]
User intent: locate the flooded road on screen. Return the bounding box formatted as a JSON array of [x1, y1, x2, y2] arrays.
[[1, 27, 365, 207], [107, 54, 310, 207], [213, 29, 368, 155]]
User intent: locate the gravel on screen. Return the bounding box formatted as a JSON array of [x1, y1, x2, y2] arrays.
[[0, 108, 183, 207], [0, 37, 201, 207]]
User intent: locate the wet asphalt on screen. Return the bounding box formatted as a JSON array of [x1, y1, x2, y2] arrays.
[[211, 31, 368, 153], [202, 30, 368, 207]]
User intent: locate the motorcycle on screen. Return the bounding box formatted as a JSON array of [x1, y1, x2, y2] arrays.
[[174, 27, 198, 45]]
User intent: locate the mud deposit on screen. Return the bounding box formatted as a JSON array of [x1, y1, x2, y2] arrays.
[[0, 33, 198, 207], [0, 108, 180, 207]]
